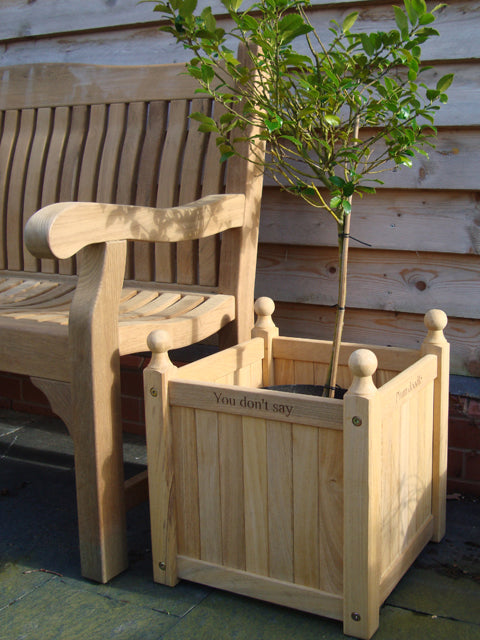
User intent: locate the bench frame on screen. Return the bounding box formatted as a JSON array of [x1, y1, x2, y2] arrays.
[[0, 47, 264, 582]]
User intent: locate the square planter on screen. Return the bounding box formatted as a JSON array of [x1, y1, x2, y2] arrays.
[[144, 298, 449, 639]]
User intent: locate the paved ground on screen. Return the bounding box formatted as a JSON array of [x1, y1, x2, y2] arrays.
[[1, 408, 479, 640]]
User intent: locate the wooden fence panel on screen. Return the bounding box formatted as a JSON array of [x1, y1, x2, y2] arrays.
[[0, 0, 478, 375]]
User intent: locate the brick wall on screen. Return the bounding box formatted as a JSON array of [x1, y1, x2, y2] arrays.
[[1, 365, 479, 497], [447, 395, 480, 497], [0, 357, 151, 435]]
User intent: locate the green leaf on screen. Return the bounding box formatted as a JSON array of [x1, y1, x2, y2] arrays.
[[219, 150, 235, 163], [436, 73, 454, 92], [397, 155, 414, 167], [412, 0, 427, 14], [220, 0, 243, 11], [181, 0, 197, 17], [324, 114, 341, 127], [283, 53, 312, 67], [330, 195, 342, 209], [281, 135, 303, 150], [394, 6, 409, 35], [190, 112, 219, 133], [278, 14, 313, 44], [404, 0, 418, 25], [342, 12, 359, 33], [357, 186, 377, 194], [418, 12, 435, 25], [264, 114, 283, 132], [330, 176, 346, 187], [360, 33, 375, 55]]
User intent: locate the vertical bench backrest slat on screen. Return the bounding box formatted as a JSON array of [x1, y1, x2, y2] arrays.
[[130, 100, 167, 282], [0, 110, 19, 269], [57, 105, 89, 276], [77, 104, 108, 203], [97, 103, 128, 204], [176, 98, 211, 286], [24, 107, 53, 273], [116, 102, 148, 207], [41, 106, 71, 274], [198, 101, 227, 288], [7, 108, 36, 272], [154, 99, 190, 284]]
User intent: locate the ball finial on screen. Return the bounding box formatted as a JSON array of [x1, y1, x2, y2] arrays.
[[254, 297, 275, 318], [147, 329, 173, 354], [348, 349, 378, 379], [424, 309, 447, 332]]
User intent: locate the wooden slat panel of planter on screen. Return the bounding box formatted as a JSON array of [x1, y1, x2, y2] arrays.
[[377, 357, 436, 577], [219, 413, 246, 570], [269, 302, 480, 377]]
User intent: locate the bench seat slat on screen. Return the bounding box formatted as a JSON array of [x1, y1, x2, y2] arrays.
[[0, 274, 235, 355]]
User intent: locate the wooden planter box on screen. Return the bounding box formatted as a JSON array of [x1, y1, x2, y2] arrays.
[[144, 299, 449, 639]]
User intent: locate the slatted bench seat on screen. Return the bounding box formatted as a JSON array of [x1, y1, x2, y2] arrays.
[[0, 50, 264, 583]]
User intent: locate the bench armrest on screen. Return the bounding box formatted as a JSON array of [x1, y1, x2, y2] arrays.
[[24, 193, 246, 260]]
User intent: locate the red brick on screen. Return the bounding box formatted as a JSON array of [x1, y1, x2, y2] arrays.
[[11, 401, 55, 417], [0, 373, 23, 401], [0, 397, 12, 409], [447, 477, 480, 498], [465, 451, 480, 482], [449, 395, 467, 415], [467, 399, 480, 418], [120, 369, 144, 398], [448, 418, 480, 449], [447, 449, 464, 479], [122, 420, 146, 435], [120, 355, 146, 369], [21, 378, 50, 406], [121, 395, 142, 423]]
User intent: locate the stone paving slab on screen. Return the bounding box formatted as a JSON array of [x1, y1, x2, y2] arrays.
[[1, 575, 177, 640], [1, 410, 479, 640]]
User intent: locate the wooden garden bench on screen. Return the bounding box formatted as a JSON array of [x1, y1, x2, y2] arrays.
[[0, 50, 264, 583]]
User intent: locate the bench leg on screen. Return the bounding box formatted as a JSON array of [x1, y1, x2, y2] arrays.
[[67, 242, 129, 583], [69, 354, 128, 583], [35, 373, 128, 583]]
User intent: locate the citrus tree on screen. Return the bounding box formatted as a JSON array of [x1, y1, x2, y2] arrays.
[[150, 0, 452, 394]]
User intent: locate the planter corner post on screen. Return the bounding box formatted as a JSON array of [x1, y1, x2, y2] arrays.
[[144, 329, 179, 586], [421, 309, 450, 542], [343, 349, 381, 640], [252, 297, 279, 387]]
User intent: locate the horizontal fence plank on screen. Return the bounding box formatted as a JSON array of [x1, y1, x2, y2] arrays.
[[0, 0, 477, 381], [259, 188, 480, 254], [1, 0, 476, 64], [255, 245, 480, 319], [262, 129, 480, 192], [264, 301, 480, 376]]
